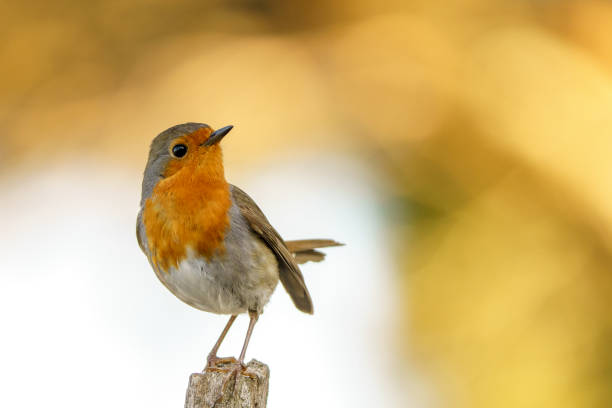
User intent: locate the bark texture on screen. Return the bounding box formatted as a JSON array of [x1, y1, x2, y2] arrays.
[[184, 360, 269, 408]]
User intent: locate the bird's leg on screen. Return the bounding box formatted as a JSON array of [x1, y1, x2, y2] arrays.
[[217, 310, 260, 379], [238, 310, 259, 367], [205, 314, 238, 370], [212, 310, 260, 372], [210, 311, 260, 403]]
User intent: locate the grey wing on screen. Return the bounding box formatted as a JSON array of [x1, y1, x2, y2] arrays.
[[230, 184, 314, 314]]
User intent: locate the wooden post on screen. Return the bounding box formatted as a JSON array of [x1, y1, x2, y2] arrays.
[[184, 360, 270, 408]]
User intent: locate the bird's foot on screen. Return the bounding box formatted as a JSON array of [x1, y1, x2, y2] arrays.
[[204, 355, 238, 371], [210, 361, 257, 405], [208, 360, 257, 380]]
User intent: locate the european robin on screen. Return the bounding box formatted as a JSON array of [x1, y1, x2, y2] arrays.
[[137, 123, 341, 370]]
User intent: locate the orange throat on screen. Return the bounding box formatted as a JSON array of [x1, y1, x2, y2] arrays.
[[143, 170, 231, 274]]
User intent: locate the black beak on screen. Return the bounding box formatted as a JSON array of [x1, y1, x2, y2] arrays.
[[203, 125, 233, 146]]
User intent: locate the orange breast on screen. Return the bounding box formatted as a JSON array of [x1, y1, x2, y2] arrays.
[[142, 174, 232, 273]]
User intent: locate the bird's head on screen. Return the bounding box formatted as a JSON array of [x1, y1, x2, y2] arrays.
[[141, 122, 233, 203]]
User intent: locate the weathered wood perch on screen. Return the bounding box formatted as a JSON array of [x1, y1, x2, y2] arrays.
[[184, 360, 270, 408]]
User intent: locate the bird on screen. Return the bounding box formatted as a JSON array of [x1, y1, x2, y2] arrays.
[[136, 122, 342, 371]]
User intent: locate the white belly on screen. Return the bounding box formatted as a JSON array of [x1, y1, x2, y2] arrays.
[[156, 240, 279, 315]]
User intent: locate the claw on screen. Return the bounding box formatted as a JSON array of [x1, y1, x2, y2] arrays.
[[205, 355, 238, 371], [203, 360, 261, 405], [210, 362, 249, 405]]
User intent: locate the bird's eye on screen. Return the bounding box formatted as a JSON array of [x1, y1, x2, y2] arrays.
[[171, 144, 188, 158]]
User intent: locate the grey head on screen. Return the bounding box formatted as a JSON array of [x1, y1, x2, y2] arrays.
[[140, 122, 210, 206]]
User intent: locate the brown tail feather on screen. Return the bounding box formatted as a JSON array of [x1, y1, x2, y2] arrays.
[[294, 249, 325, 264], [285, 239, 343, 264], [285, 239, 343, 252]]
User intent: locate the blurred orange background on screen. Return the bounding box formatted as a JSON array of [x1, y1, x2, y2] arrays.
[[2, 0, 612, 407]]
